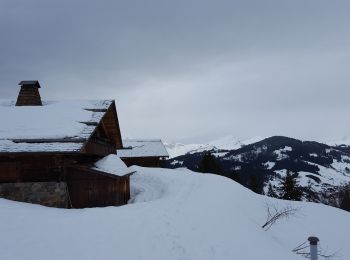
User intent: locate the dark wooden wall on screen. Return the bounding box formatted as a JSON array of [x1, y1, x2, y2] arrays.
[[67, 166, 130, 208], [121, 157, 162, 167], [83, 135, 117, 156], [101, 102, 123, 149], [81, 102, 123, 156], [0, 155, 130, 208], [0, 155, 68, 183]]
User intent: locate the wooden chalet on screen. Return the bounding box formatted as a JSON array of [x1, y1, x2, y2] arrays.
[[117, 139, 169, 167], [0, 81, 134, 208]]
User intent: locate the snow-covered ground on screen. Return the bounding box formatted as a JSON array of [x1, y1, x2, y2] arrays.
[[165, 135, 263, 158], [0, 167, 349, 260]]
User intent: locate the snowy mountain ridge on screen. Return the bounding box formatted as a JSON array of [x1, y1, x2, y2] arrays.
[[165, 135, 263, 158], [166, 136, 350, 206], [327, 136, 350, 146]]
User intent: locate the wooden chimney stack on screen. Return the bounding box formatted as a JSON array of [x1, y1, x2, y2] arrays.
[[16, 81, 42, 106]]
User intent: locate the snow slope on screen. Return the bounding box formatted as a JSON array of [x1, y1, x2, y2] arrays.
[[165, 135, 263, 158], [0, 167, 349, 260]]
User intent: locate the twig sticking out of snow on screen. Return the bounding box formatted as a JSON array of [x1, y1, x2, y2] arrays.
[[261, 202, 300, 230], [292, 240, 341, 259]]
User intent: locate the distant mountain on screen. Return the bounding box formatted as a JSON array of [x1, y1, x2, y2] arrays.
[[165, 136, 350, 206], [327, 136, 350, 146], [164, 135, 263, 158]]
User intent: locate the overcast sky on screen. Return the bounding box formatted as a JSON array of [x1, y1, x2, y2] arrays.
[[0, 0, 349, 143]]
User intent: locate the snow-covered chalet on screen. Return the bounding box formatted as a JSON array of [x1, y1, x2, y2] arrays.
[[0, 81, 168, 208]]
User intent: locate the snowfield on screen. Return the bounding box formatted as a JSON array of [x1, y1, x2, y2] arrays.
[[0, 167, 349, 260]]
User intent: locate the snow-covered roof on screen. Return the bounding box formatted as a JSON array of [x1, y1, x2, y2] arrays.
[[0, 99, 113, 153], [93, 154, 135, 176], [117, 139, 169, 158]]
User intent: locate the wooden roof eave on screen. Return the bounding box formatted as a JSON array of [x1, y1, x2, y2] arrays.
[[79, 103, 112, 154], [110, 101, 123, 148], [69, 164, 136, 179], [0, 151, 81, 156], [119, 155, 169, 159], [10, 138, 86, 143], [80, 100, 123, 154]]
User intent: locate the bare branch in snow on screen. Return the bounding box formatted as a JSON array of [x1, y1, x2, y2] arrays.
[[261, 202, 300, 230], [292, 240, 341, 259]]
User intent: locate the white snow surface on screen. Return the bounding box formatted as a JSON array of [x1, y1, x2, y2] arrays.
[[117, 139, 169, 158], [93, 154, 133, 176], [165, 135, 264, 158], [265, 161, 276, 170], [0, 140, 83, 153], [0, 99, 112, 140], [0, 99, 113, 152], [274, 146, 292, 160], [1, 167, 349, 260], [299, 160, 350, 188]]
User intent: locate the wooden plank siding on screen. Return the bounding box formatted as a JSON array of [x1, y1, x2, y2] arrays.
[[67, 166, 130, 208], [80, 102, 123, 156], [82, 136, 116, 156], [15, 86, 42, 106], [102, 102, 123, 149], [0, 155, 68, 183], [0, 161, 20, 182], [0, 155, 131, 208]]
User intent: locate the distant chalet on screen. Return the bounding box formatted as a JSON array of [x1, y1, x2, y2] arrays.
[[118, 139, 169, 167], [0, 80, 168, 208]]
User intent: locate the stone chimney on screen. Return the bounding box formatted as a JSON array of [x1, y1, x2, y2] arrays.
[[16, 81, 42, 106]]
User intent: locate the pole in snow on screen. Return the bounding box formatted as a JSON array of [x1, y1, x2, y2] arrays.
[[308, 236, 319, 260]]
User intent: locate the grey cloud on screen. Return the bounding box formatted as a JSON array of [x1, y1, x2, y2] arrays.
[[0, 0, 349, 142]]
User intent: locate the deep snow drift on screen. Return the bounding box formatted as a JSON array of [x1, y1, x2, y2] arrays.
[[0, 167, 349, 260], [94, 154, 134, 176]]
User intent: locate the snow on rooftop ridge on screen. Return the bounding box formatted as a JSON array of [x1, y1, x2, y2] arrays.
[[0, 99, 112, 141], [0, 99, 113, 107], [117, 139, 169, 158], [0, 140, 83, 153], [0, 99, 114, 153], [93, 154, 133, 177]]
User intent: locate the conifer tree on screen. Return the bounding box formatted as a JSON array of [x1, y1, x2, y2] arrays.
[[267, 183, 278, 198], [304, 180, 318, 202], [339, 183, 350, 212], [232, 171, 241, 184], [197, 151, 222, 175], [278, 171, 303, 201], [248, 175, 261, 194]]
